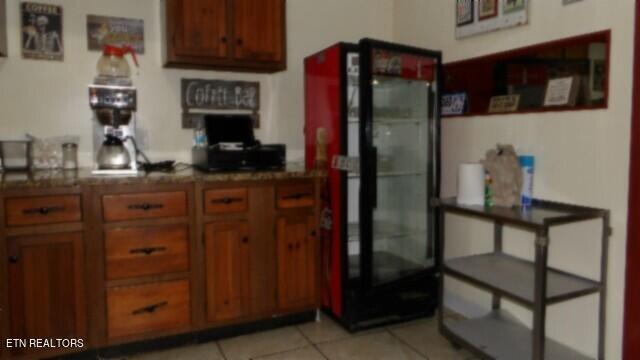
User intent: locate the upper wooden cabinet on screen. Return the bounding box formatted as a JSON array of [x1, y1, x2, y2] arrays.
[[164, 0, 287, 73]]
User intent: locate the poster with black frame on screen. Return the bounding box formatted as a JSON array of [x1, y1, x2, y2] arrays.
[[456, 0, 475, 26], [21, 2, 63, 61], [87, 15, 144, 54]]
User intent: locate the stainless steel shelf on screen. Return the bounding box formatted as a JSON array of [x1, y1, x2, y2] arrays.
[[443, 310, 592, 360], [444, 253, 600, 307]]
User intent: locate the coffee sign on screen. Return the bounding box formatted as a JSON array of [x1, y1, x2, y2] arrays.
[[181, 79, 259, 111]]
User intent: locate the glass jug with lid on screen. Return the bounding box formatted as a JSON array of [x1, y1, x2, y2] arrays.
[[97, 45, 139, 78]]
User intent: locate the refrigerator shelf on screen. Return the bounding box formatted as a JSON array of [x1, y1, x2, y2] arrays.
[[348, 171, 426, 178]]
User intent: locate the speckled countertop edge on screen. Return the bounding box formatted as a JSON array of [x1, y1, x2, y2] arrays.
[[0, 166, 326, 190]]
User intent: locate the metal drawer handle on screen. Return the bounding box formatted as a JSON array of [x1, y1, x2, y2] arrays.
[[282, 193, 311, 201], [129, 247, 167, 256], [212, 197, 243, 205], [128, 203, 164, 211], [132, 301, 168, 316], [23, 206, 65, 215]]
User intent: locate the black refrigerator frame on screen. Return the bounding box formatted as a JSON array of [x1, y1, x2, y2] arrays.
[[336, 39, 443, 331]]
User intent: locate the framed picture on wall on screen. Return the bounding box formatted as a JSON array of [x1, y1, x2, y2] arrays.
[[479, 0, 498, 20], [21, 2, 64, 61], [503, 0, 526, 14], [456, 0, 475, 26]]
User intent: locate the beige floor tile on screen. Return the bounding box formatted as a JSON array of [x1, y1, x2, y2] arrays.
[[388, 319, 474, 360], [131, 341, 224, 360], [254, 346, 326, 360], [297, 316, 352, 344], [386, 316, 437, 330], [218, 326, 310, 360], [317, 331, 424, 360]]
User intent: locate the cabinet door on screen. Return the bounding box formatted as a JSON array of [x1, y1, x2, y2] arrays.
[[233, 0, 285, 63], [277, 214, 317, 310], [7, 233, 86, 356], [204, 221, 250, 322], [170, 0, 229, 59]]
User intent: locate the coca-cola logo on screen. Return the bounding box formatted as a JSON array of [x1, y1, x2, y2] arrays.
[[373, 51, 402, 75]]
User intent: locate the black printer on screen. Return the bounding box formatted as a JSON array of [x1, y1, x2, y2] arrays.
[[192, 114, 286, 172]]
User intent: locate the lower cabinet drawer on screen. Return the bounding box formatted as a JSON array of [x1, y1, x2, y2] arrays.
[[105, 226, 189, 280], [102, 191, 187, 222], [5, 195, 81, 226], [276, 184, 315, 209], [106, 280, 190, 340]]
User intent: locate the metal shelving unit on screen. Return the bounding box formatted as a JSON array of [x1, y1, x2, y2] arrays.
[[436, 197, 610, 360]]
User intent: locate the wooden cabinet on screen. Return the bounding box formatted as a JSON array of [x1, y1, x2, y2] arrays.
[[0, 178, 319, 358], [164, 0, 286, 72], [204, 221, 250, 322], [6, 232, 86, 356], [276, 214, 317, 310]]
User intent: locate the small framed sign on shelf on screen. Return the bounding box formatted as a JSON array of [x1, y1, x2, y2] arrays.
[[441, 93, 468, 116], [488, 94, 520, 113], [543, 76, 581, 107]]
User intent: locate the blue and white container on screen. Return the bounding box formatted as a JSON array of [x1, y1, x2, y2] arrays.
[[519, 155, 535, 207]]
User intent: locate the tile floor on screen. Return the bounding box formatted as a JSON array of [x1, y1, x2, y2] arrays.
[[128, 313, 477, 360]]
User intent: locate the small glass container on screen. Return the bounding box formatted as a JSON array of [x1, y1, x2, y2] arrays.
[[62, 143, 78, 170]]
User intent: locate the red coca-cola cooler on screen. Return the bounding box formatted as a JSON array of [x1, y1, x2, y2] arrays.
[[304, 39, 442, 330]]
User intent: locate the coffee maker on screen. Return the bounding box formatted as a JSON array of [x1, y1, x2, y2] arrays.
[[89, 84, 138, 175]]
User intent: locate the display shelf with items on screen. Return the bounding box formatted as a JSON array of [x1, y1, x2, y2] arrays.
[[435, 197, 610, 360], [443, 30, 610, 117]]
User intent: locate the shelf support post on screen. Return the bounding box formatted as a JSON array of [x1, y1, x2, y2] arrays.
[[438, 210, 446, 331], [598, 212, 610, 360], [532, 229, 549, 360], [492, 222, 503, 310]]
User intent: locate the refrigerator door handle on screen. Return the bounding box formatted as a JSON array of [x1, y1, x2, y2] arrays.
[[371, 146, 377, 209]]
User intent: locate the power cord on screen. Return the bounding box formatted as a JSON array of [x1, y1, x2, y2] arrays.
[[125, 136, 180, 173]]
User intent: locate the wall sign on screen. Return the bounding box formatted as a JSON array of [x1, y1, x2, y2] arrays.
[[21, 2, 63, 61], [456, 0, 528, 39], [181, 79, 260, 129], [87, 15, 144, 54]]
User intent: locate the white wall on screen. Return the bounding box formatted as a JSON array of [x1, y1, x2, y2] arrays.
[[0, 0, 393, 165], [394, 1, 634, 358]]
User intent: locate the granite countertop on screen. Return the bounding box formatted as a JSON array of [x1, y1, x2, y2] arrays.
[[0, 164, 325, 189]]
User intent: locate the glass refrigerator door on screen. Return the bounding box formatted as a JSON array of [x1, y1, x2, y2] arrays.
[[360, 41, 440, 287]]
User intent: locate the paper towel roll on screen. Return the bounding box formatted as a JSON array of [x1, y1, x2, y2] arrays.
[[457, 163, 485, 206]]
